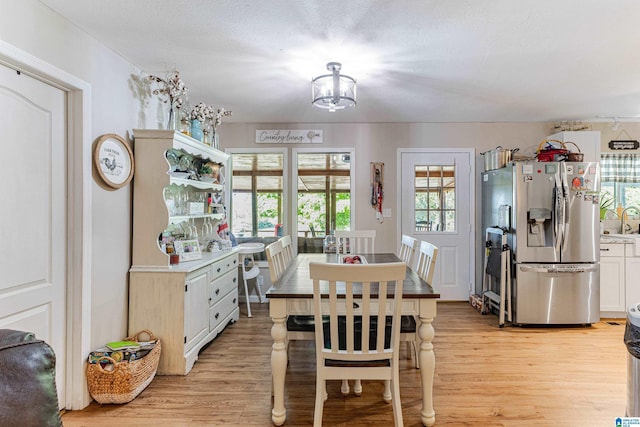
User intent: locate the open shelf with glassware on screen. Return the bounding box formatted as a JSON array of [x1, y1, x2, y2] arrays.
[[129, 129, 239, 375]]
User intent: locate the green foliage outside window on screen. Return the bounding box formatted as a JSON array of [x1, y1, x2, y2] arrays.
[[297, 193, 326, 233], [297, 192, 351, 235], [335, 193, 351, 230]]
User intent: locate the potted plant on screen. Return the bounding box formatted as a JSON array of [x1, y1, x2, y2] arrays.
[[600, 191, 614, 220]]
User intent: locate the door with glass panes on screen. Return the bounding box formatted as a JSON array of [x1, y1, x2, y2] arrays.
[[400, 150, 474, 300]]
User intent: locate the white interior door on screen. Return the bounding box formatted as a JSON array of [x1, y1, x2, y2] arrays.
[[0, 64, 66, 405], [400, 150, 474, 300]]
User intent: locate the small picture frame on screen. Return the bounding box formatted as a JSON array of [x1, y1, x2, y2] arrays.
[[94, 133, 134, 189], [174, 239, 202, 262]]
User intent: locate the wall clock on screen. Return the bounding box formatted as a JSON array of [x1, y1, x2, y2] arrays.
[[93, 133, 134, 189]]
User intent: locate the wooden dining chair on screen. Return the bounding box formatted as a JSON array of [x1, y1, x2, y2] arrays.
[[309, 261, 406, 427], [401, 240, 438, 368], [398, 234, 417, 267], [267, 237, 320, 363], [334, 230, 376, 255], [279, 235, 294, 266], [265, 240, 286, 284]]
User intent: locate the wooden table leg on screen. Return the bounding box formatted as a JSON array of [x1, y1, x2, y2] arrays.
[[418, 300, 437, 427], [270, 300, 288, 426]]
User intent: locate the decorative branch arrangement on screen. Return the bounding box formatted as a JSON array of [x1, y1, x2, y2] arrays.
[[148, 70, 188, 109], [148, 69, 233, 147]]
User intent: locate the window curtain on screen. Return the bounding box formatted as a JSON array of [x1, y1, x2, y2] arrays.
[[601, 154, 640, 183]]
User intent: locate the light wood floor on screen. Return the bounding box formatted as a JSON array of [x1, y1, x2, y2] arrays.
[[62, 302, 627, 426]]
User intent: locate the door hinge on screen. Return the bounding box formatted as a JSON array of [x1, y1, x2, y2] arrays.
[[184, 336, 187, 344], [185, 284, 188, 292]]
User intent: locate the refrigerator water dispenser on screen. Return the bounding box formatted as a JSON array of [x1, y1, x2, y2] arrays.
[[527, 208, 551, 247]]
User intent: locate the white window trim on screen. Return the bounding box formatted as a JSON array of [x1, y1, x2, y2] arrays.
[[292, 147, 356, 254], [226, 147, 288, 239]]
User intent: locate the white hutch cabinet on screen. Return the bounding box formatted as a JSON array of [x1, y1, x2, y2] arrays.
[[128, 129, 239, 375]]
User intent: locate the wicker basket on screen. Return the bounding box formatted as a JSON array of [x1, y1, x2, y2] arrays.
[[564, 141, 584, 161], [86, 330, 161, 404]]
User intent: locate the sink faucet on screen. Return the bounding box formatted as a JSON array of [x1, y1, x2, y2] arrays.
[[621, 206, 640, 234]]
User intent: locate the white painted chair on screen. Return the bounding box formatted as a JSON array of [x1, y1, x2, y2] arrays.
[[265, 240, 287, 284], [309, 261, 406, 427], [401, 240, 438, 368], [334, 230, 376, 255], [266, 237, 318, 357], [398, 234, 417, 267], [333, 229, 378, 395], [415, 240, 438, 284], [279, 235, 294, 266], [237, 242, 265, 318]]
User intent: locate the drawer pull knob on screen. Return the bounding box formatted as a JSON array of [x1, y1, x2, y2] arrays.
[[215, 313, 220, 319], [233, 278, 237, 283], [217, 267, 221, 273], [233, 298, 237, 304], [215, 289, 220, 295]]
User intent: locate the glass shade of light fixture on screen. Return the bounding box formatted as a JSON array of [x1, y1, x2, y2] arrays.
[[311, 62, 356, 112]]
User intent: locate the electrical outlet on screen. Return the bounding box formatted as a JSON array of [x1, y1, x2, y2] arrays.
[[383, 208, 392, 218]]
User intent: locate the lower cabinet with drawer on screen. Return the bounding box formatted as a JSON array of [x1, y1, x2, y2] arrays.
[[600, 243, 626, 315], [129, 250, 240, 375]]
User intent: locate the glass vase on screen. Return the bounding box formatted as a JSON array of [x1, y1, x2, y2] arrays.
[[202, 129, 212, 146], [179, 118, 191, 136], [168, 104, 180, 131], [212, 128, 220, 149]]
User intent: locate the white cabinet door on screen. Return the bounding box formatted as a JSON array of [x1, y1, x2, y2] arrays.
[[626, 257, 640, 310], [184, 269, 210, 352], [600, 244, 625, 313]]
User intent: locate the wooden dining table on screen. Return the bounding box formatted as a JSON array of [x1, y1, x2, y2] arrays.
[[266, 253, 440, 426]]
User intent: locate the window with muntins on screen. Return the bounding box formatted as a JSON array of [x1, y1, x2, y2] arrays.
[[414, 165, 456, 232], [230, 152, 285, 246], [296, 152, 352, 253]]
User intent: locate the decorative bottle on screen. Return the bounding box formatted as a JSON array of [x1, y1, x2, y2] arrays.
[[191, 119, 204, 142]]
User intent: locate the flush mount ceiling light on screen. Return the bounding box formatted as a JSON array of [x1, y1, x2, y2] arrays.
[[311, 62, 356, 112]]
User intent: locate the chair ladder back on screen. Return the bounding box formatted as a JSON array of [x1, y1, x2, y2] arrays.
[[279, 235, 294, 265], [416, 240, 439, 284], [335, 230, 376, 255], [265, 240, 286, 283], [399, 234, 417, 267], [310, 262, 405, 360]]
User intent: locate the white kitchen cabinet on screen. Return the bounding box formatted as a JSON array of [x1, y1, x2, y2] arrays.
[[128, 129, 239, 375], [185, 267, 210, 353], [600, 243, 626, 314], [626, 256, 640, 309]]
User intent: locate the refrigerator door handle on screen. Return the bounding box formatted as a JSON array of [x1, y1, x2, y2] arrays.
[[553, 173, 564, 253], [519, 264, 598, 273], [561, 166, 570, 249]]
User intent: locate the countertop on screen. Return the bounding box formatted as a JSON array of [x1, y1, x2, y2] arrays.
[[600, 234, 640, 257], [601, 234, 636, 244]]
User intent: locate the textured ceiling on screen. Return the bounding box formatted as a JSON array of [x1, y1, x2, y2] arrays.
[[39, 0, 640, 124]]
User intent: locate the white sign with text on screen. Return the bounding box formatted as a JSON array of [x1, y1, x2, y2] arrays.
[[256, 130, 323, 144]]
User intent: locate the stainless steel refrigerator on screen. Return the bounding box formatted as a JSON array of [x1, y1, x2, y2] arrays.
[[481, 161, 600, 325]]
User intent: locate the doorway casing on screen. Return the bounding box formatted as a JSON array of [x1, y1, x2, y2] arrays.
[[0, 40, 93, 410]]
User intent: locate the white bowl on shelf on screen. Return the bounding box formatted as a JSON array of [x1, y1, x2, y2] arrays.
[[170, 172, 190, 179]]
